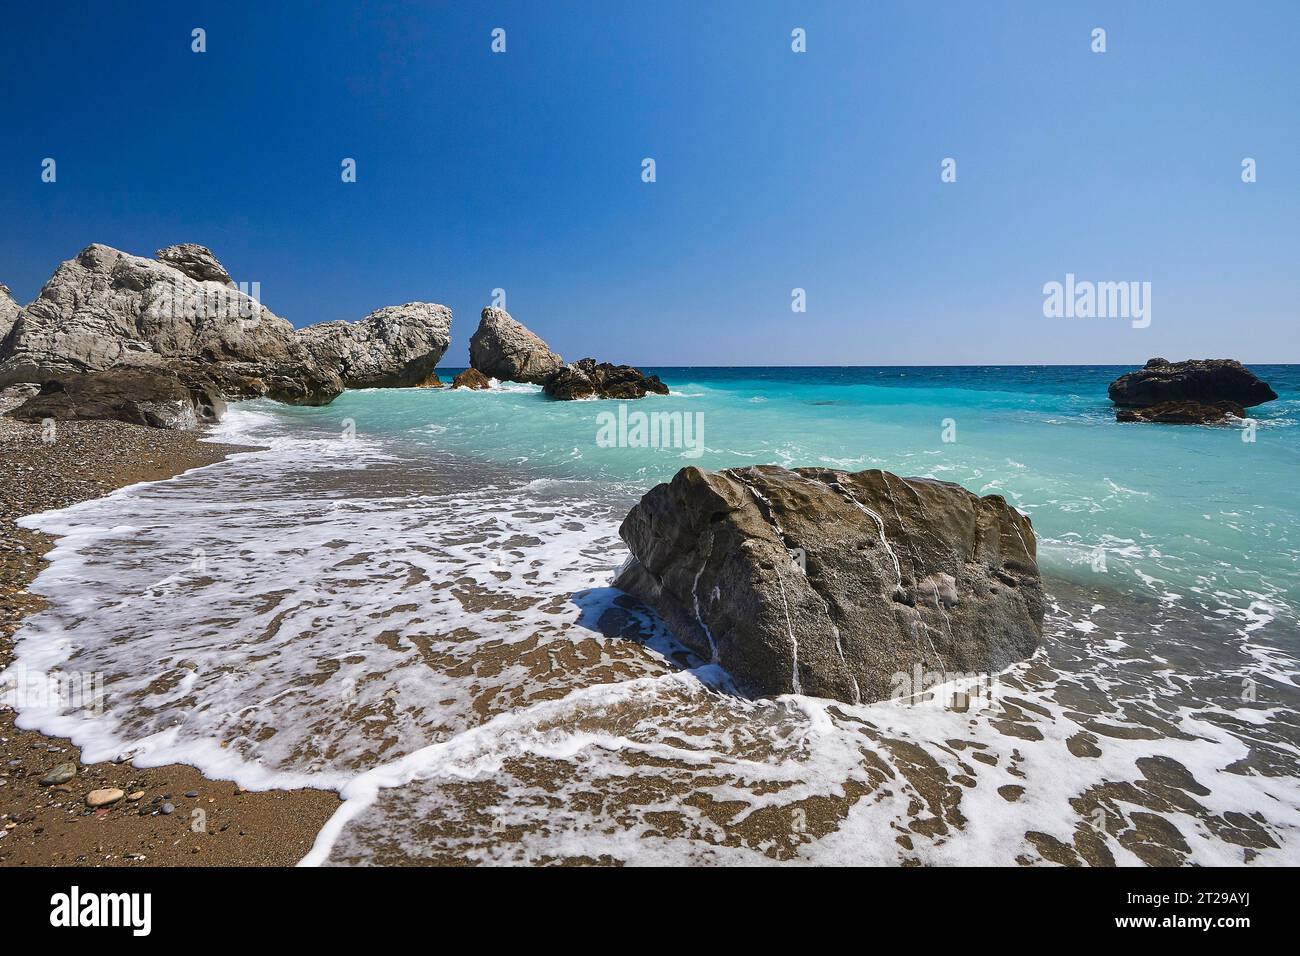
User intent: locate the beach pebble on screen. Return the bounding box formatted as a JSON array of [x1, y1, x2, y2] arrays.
[[86, 787, 125, 807], [40, 762, 78, 786], [127, 790, 145, 801], [184, 790, 199, 798], [160, 802, 176, 815]]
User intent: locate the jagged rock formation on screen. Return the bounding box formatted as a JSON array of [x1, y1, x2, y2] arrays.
[[0, 284, 20, 346], [297, 303, 452, 388], [1108, 358, 1276, 419], [0, 244, 298, 384], [614, 465, 1044, 704], [543, 357, 669, 400], [8, 367, 225, 429], [468, 307, 562, 384], [451, 367, 491, 389], [155, 243, 234, 285], [0, 244, 453, 412]]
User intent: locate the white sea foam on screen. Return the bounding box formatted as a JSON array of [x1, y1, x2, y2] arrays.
[[8, 402, 1299, 867]]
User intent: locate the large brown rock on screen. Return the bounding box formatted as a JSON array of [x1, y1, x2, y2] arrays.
[[8, 367, 225, 429], [542, 357, 669, 400], [451, 367, 491, 389], [468, 307, 562, 384], [1108, 358, 1277, 412], [614, 465, 1044, 704]]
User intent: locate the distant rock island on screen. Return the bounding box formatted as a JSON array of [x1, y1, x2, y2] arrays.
[[1109, 358, 1277, 424], [0, 243, 665, 427]]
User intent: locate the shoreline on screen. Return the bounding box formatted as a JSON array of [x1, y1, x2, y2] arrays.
[[0, 409, 339, 866]]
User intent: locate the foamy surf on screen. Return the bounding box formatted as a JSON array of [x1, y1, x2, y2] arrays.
[[8, 380, 1300, 866]]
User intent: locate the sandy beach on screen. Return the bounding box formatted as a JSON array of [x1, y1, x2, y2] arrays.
[[0, 406, 338, 866]]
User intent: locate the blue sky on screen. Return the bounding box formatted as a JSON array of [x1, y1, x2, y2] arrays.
[[1, 1, 1297, 365]]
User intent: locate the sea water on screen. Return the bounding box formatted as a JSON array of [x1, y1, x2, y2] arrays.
[[9, 366, 1300, 865]]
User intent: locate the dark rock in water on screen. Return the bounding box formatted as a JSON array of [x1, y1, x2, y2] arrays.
[[1108, 358, 1277, 410], [9, 367, 225, 428], [468, 307, 562, 384], [1116, 400, 1246, 424], [155, 243, 234, 286], [543, 357, 669, 400], [614, 465, 1044, 704], [297, 303, 452, 388], [451, 367, 492, 389]]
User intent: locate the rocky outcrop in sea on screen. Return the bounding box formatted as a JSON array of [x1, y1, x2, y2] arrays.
[[614, 465, 1044, 704], [543, 358, 669, 400], [451, 367, 491, 389], [1109, 358, 1276, 423], [297, 303, 451, 389], [468, 307, 563, 385], [466, 307, 665, 400], [0, 243, 453, 425]]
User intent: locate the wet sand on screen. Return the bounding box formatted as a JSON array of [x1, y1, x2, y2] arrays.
[[0, 409, 339, 866]]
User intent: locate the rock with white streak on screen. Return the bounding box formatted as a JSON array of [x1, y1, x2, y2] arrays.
[[614, 465, 1044, 704]]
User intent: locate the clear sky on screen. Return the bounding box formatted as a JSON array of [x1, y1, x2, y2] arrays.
[[1, 1, 1296, 365]]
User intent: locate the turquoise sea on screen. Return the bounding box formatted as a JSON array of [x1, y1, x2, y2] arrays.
[[12, 365, 1300, 865], [298, 363, 1300, 617]]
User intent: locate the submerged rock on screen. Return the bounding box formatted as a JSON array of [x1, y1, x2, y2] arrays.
[[1108, 358, 1277, 414], [542, 357, 669, 400], [451, 367, 492, 389], [9, 366, 226, 429], [297, 302, 452, 389], [468, 307, 562, 384], [155, 243, 234, 285], [614, 465, 1044, 704], [1116, 400, 1246, 424]]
